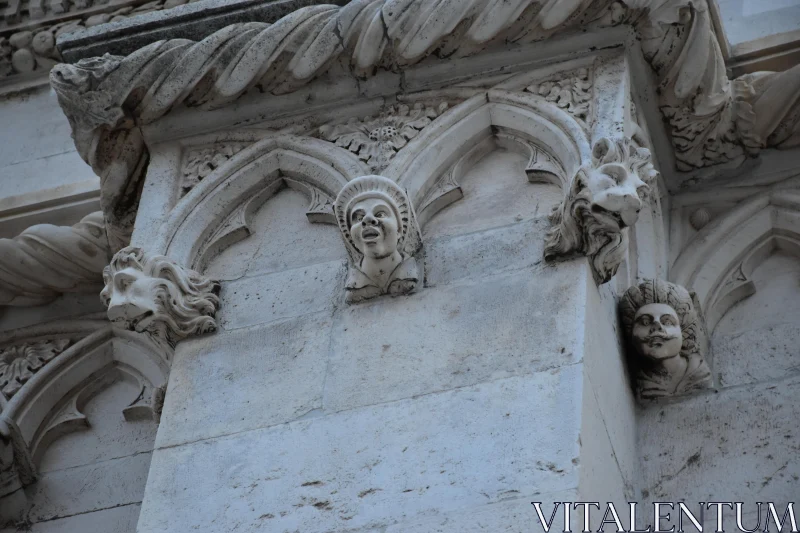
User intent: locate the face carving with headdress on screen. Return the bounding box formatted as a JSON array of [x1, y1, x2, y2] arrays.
[[334, 175, 422, 303], [100, 246, 221, 349], [619, 279, 712, 400], [544, 137, 657, 284]]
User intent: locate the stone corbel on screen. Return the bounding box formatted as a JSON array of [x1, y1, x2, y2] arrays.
[[333, 175, 422, 304], [100, 246, 221, 350], [0, 211, 110, 306], [544, 137, 658, 284], [619, 278, 712, 400]]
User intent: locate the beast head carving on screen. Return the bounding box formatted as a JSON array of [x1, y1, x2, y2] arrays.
[[100, 246, 221, 349], [544, 138, 657, 284]]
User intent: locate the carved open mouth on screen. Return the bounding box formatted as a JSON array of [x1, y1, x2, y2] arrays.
[[646, 335, 676, 346], [130, 310, 155, 332], [362, 227, 381, 239], [590, 204, 625, 228]]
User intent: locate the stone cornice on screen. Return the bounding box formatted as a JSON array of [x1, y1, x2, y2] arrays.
[[48, 0, 800, 247]]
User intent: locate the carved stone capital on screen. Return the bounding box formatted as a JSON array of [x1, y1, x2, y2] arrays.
[[0, 211, 110, 306], [544, 137, 657, 284], [619, 278, 712, 400], [334, 176, 422, 303], [100, 246, 221, 349]]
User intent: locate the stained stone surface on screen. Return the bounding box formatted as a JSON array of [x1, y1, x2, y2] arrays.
[[139, 370, 582, 533]]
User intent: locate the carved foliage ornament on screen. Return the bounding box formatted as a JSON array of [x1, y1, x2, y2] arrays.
[[334, 176, 422, 303], [525, 67, 592, 125], [619, 279, 712, 400], [319, 102, 449, 173], [0, 339, 71, 399], [100, 246, 221, 349], [545, 137, 657, 284], [181, 142, 249, 196]]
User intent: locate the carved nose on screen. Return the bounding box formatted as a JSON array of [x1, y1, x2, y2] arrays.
[[363, 215, 377, 225]]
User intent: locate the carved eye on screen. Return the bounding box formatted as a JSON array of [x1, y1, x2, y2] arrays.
[[352, 210, 365, 223], [661, 315, 677, 327], [637, 315, 652, 326], [375, 210, 387, 219]]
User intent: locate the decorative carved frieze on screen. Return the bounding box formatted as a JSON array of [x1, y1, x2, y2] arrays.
[[0, 211, 110, 306], [49, 0, 800, 249], [318, 103, 449, 173], [333, 176, 422, 303], [100, 246, 221, 349], [544, 137, 657, 284], [619, 279, 712, 400], [0, 339, 71, 399], [525, 67, 592, 126], [181, 142, 249, 196]]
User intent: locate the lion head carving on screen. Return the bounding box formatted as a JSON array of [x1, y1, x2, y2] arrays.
[[100, 246, 221, 349], [544, 137, 658, 284]]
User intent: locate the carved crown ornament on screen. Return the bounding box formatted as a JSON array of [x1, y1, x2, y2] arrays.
[[544, 137, 658, 284], [100, 246, 221, 350], [48, 0, 800, 252], [619, 278, 712, 400]]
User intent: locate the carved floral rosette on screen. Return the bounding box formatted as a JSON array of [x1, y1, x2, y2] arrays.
[[619, 278, 712, 400]]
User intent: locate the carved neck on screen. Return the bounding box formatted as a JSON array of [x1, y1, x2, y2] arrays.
[[360, 250, 404, 289]]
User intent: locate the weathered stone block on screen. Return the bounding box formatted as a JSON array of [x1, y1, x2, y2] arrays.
[[385, 489, 577, 533], [219, 259, 344, 330], [638, 375, 800, 503], [424, 218, 548, 287], [138, 370, 581, 533], [0, 503, 141, 533], [25, 453, 152, 522], [712, 322, 800, 388], [325, 266, 582, 413], [157, 312, 333, 448]]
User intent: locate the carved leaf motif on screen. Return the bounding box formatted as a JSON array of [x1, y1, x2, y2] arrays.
[[318, 102, 449, 172], [526, 67, 592, 124], [0, 339, 71, 398], [181, 143, 249, 196]]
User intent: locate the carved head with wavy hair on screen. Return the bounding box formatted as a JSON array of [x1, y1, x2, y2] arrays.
[[619, 279, 712, 400], [544, 138, 657, 284], [100, 246, 221, 349]]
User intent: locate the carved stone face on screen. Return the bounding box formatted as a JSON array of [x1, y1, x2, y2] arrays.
[[104, 267, 160, 333], [585, 161, 648, 231], [632, 303, 683, 360], [349, 197, 400, 260]]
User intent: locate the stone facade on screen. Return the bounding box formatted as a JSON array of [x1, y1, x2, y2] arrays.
[[0, 0, 798, 531]]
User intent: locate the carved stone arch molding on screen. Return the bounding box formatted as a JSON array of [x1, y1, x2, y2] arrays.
[[671, 190, 800, 333], [150, 135, 369, 271], [382, 91, 592, 224], [0, 320, 169, 514]]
